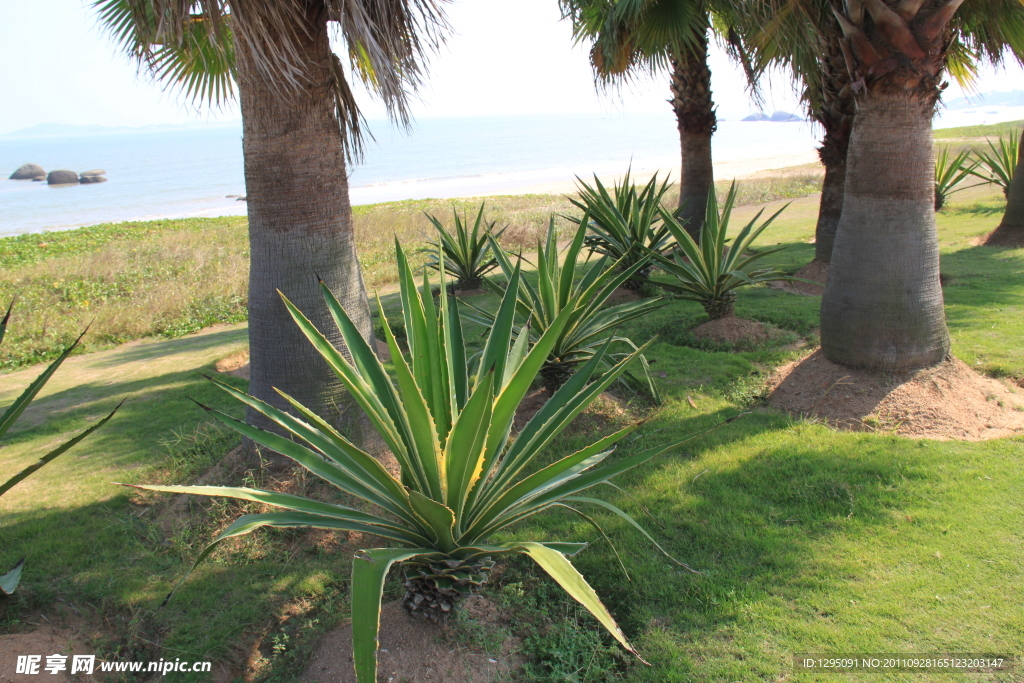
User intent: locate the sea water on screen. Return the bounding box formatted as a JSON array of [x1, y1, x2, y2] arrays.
[[0, 112, 822, 237]]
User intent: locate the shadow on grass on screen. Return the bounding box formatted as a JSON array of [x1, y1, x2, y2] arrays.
[[90, 325, 248, 368], [941, 242, 1024, 312], [508, 419, 929, 679], [0, 496, 349, 680]]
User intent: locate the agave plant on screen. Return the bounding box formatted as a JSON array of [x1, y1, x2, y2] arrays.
[[567, 170, 675, 291], [0, 301, 120, 595], [123, 244, 701, 683], [935, 147, 980, 211], [464, 216, 664, 396], [970, 132, 1021, 198], [422, 203, 506, 291], [652, 182, 795, 320]]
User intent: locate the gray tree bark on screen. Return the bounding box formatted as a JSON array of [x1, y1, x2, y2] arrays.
[[669, 26, 716, 238], [814, 157, 846, 262], [234, 9, 377, 464], [820, 97, 950, 371], [985, 127, 1024, 246]]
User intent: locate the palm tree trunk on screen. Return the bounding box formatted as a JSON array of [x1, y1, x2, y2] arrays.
[[820, 97, 949, 371], [234, 9, 375, 457], [669, 26, 716, 238], [985, 127, 1024, 246], [814, 145, 847, 262], [810, 38, 854, 263]]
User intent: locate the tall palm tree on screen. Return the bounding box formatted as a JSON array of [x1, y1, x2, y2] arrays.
[[561, 0, 757, 235], [818, 0, 1024, 372], [747, 0, 855, 264], [94, 0, 448, 455]]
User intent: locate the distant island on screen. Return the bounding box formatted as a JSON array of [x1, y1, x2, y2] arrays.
[[741, 111, 805, 122], [0, 121, 242, 139]]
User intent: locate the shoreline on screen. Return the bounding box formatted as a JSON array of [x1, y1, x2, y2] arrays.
[[1, 150, 823, 239]]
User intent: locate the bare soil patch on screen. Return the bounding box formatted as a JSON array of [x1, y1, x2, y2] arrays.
[[768, 260, 827, 296], [604, 286, 643, 306], [767, 350, 1024, 440], [453, 288, 486, 299], [215, 349, 250, 380], [692, 316, 771, 344], [299, 599, 521, 683], [513, 388, 550, 432]]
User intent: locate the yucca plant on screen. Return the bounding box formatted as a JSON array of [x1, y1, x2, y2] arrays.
[[935, 147, 981, 211], [652, 182, 796, 320], [422, 203, 506, 291], [567, 170, 675, 291], [0, 301, 120, 596], [463, 216, 665, 396], [970, 132, 1021, 198], [122, 244, 702, 683]]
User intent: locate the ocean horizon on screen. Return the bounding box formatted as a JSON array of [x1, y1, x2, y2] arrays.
[[2, 106, 1021, 238]]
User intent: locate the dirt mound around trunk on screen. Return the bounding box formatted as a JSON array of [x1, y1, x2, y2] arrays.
[[983, 225, 1024, 248], [692, 316, 770, 344], [769, 260, 828, 296], [767, 350, 1024, 440], [299, 599, 521, 683]]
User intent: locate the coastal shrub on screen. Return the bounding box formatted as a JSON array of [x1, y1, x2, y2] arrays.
[[463, 216, 664, 395], [127, 245, 697, 683], [653, 182, 802, 320]]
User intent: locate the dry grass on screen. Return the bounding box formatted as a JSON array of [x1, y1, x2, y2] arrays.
[[0, 170, 826, 371], [1, 223, 249, 369]]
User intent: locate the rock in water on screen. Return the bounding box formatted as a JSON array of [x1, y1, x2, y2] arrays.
[[79, 169, 106, 177], [79, 175, 108, 184], [47, 170, 80, 185], [9, 163, 45, 180]]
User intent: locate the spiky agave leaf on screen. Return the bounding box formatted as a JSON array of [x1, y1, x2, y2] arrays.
[[126, 243, 722, 683], [462, 214, 665, 396], [0, 301, 121, 595], [650, 181, 808, 318]]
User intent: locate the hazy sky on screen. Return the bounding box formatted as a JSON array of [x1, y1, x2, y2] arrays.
[[1, 0, 1021, 136]]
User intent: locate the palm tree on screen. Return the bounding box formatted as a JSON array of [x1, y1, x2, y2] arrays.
[[561, 0, 756, 235], [746, 0, 855, 265], [818, 0, 1024, 372], [93, 0, 449, 455]]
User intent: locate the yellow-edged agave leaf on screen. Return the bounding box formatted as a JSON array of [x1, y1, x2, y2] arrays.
[[407, 491, 458, 553], [503, 542, 640, 657], [444, 370, 494, 520], [350, 547, 442, 683], [123, 484, 431, 546]]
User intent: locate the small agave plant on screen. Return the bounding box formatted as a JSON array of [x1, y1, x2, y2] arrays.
[[125, 244, 698, 683], [653, 182, 797, 320], [422, 203, 506, 291], [464, 214, 664, 395], [567, 170, 675, 291]]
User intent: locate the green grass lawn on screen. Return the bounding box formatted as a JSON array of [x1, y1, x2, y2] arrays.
[[2, 170, 1023, 682]]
